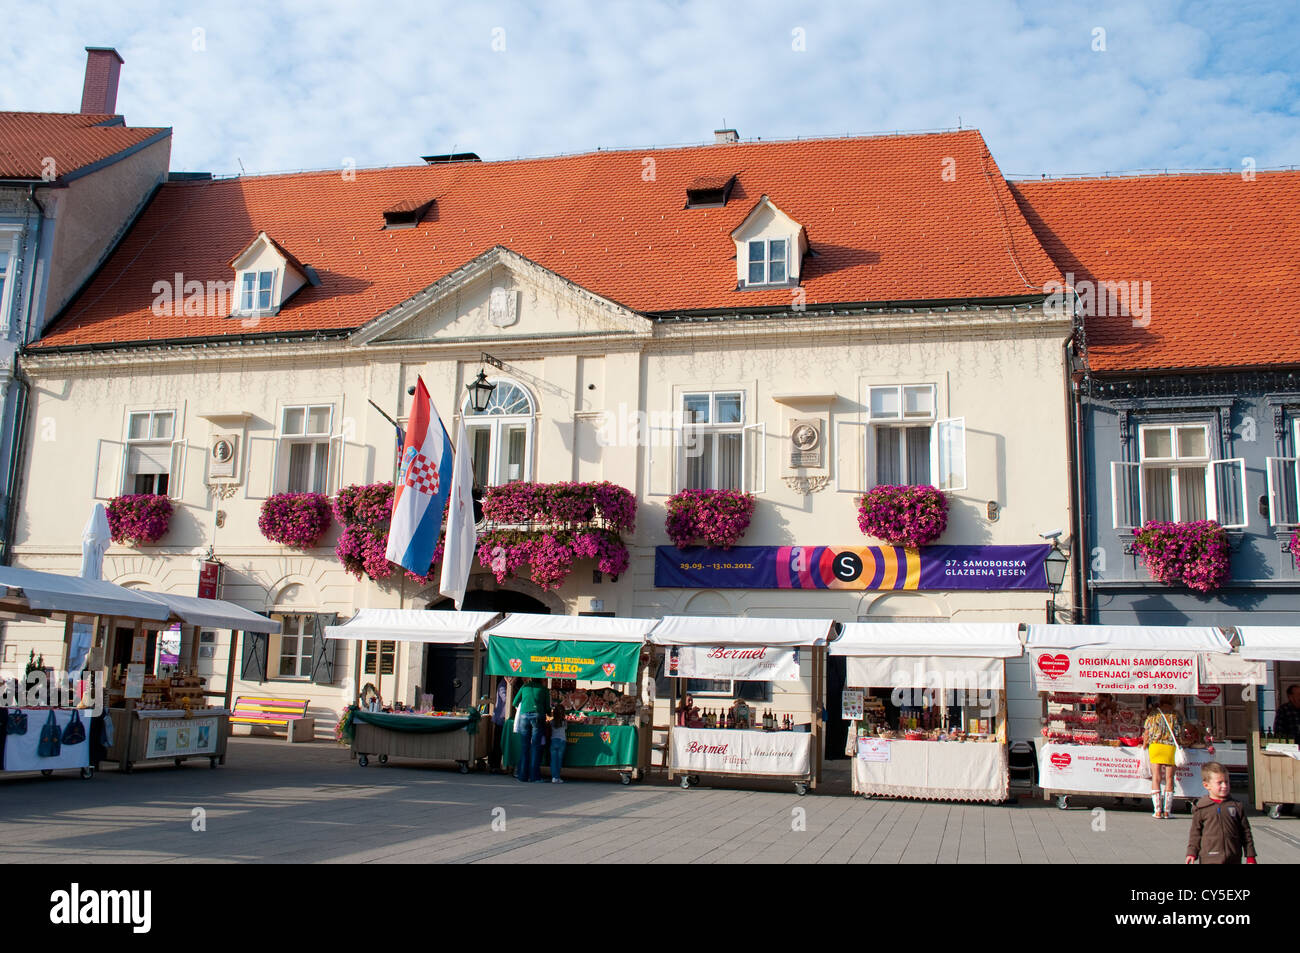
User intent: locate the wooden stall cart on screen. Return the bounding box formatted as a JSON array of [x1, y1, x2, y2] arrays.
[[1237, 626, 1300, 818]]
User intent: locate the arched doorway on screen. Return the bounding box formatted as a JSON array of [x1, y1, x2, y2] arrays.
[[421, 589, 551, 709]]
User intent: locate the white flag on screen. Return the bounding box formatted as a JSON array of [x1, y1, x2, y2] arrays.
[[439, 420, 477, 609]]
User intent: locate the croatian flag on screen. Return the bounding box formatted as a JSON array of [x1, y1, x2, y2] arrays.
[[385, 376, 453, 575]]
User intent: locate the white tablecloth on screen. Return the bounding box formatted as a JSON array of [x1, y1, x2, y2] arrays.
[[1036, 741, 1231, 797], [671, 728, 811, 777], [3, 709, 91, 772], [852, 739, 1008, 801]]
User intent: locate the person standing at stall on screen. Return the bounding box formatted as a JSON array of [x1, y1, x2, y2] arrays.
[[1144, 696, 1183, 819], [1273, 684, 1300, 744], [548, 704, 567, 783], [513, 677, 550, 783]]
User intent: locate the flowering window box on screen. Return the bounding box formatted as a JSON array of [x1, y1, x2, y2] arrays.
[[106, 494, 172, 546], [259, 492, 332, 549], [1131, 520, 1230, 593], [856, 485, 948, 548], [664, 489, 755, 549]]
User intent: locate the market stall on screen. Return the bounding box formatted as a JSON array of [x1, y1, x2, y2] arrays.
[[0, 565, 279, 774], [485, 613, 658, 785], [326, 609, 500, 772], [649, 615, 834, 796], [1028, 624, 1235, 810], [831, 622, 1021, 802], [1236, 626, 1300, 818]]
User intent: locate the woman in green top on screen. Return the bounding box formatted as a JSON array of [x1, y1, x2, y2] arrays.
[[513, 678, 551, 782]]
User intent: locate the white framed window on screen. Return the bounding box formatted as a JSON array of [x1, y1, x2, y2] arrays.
[[280, 404, 333, 494], [0, 241, 11, 332], [238, 270, 276, 314], [862, 384, 966, 491], [272, 613, 314, 679], [462, 378, 534, 487], [1265, 417, 1300, 527], [746, 238, 788, 286], [674, 390, 766, 493], [1113, 421, 1247, 529], [124, 410, 179, 497]]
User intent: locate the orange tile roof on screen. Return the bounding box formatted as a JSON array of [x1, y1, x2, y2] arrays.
[[34, 130, 1060, 349], [0, 111, 169, 181], [1010, 173, 1300, 373]]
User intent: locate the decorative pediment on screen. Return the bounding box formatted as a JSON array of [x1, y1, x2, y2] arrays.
[[350, 245, 651, 346]]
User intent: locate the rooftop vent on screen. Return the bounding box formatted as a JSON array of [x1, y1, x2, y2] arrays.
[[685, 174, 736, 208], [383, 198, 436, 229], [421, 152, 481, 164], [713, 128, 739, 144]]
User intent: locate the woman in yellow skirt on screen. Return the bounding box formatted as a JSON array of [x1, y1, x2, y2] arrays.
[[1143, 696, 1183, 818]]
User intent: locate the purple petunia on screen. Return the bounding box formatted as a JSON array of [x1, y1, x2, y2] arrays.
[[1132, 520, 1230, 594], [856, 485, 948, 548], [665, 489, 756, 549], [106, 494, 172, 546], [259, 492, 332, 549]]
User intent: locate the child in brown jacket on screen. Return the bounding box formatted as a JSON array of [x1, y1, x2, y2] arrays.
[[1186, 762, 1257, 864]]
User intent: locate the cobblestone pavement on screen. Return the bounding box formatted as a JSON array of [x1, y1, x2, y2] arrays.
[[2, 738, 1296, 864]]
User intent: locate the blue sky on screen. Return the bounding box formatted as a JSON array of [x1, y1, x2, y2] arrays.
[[3, 0, 1297, 178]]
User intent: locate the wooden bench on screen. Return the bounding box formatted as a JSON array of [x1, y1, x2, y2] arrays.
[[230, 697, 315, 742]]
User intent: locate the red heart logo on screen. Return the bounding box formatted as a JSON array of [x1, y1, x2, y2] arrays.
[[1197, 686, 1221, 704], [602, 663, 616, 677], [1037, 654, 1070, 679], [1050, 753, 1071, 768], [600, 730, 611, 743], [509, 658, 521, 672]]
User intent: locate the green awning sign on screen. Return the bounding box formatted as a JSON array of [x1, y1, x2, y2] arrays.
[[486, 636, 640, 681]]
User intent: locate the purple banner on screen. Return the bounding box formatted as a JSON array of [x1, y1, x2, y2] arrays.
[[655, 544, 1051, 591]]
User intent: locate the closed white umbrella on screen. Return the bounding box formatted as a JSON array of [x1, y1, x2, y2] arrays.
[[71, 504, 111, 674], [80, 503, 111, 581]]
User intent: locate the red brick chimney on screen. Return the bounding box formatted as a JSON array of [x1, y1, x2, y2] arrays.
[[80, 47, 124, 115]]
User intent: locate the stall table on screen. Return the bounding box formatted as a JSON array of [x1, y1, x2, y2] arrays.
[[1, 708, 95, 779], [650, 615, 833, 796], [351, 710, 486, 771], [834, 623, 1021, 803], [106, 708, 230, 772]]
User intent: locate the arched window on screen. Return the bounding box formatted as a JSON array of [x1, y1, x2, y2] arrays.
[[462, 378, 535, 486]]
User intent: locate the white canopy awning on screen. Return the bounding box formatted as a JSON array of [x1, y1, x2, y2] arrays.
[[484, 613, 657, 644], [0, 566, 172, 622], [648, 615, 836, 647], [1237, 626, 1300, 662], [1026, 624, 1231, 653], [142, 591, 281, 634], [325, 608, 500, 645], [831, 623, 1023, 659]]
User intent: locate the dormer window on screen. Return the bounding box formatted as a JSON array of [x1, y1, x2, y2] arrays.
[[731, 196, 808, 290], [228, 231, 313, 318], [685, 175, 735, 208], [747, 239, 788, 285], [240, 270, 276, 313]]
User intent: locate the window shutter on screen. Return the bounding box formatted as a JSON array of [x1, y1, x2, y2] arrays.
[[935, 417, 967, 491], [328, 432, 346, 494], [1111, 461, 1142, 530], [93, 439, 125, 499], [742, 423, 766, 494], [647, 426, 677, 497], [240, 632, 268, 683], [1265, 457, 1299, 526], [244, 436, 278, 499], [834, 421, 868, 494], [1209, 458, 1248, 529], [311, 612, 339, 684], [168, 438, 187, 501]]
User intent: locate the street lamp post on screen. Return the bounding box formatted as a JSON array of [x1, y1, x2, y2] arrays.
[[1044, 544, 1070, 623]]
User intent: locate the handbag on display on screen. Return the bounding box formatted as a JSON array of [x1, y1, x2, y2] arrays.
[[61, 708, 86, 745], [101, 714, 115, 748], [37, 710, 62, 758], [5, 709, 28, 736]]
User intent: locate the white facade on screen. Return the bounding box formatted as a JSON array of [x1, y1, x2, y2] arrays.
[[7, 246, 1073, 743]]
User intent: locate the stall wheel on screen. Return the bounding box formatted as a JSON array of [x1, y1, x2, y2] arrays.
[[1268, 804, 1282, 820], [122, 763, 133, 774], [794, 782, 809, 797], [619, 772, 631, 785], [1056, 795, 1070, 810], [357, 755, 369, 767], [680, 775, 692, 789], [378, 755, 389, 765], [174, 757, 184, 768], [80, 767, 93, 780], [209, 757, 218, 769], [457, 761, 469, 774], [40, 769, 53, 777]]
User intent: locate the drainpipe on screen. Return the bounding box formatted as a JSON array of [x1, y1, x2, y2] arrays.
[[1063, 335, 1089, 624]]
